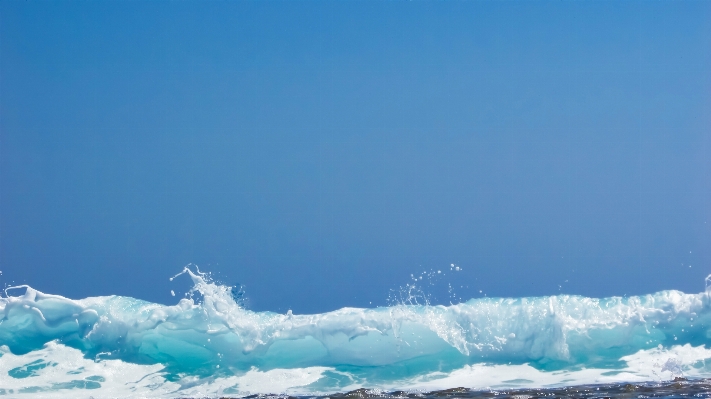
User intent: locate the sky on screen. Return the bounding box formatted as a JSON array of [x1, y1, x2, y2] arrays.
[[1, 1, 710, 314]]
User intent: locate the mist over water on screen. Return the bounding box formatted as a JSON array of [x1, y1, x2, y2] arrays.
[[1, 267, 711, 398]]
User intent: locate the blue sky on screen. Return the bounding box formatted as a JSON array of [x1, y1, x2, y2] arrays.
[[1, 1, 710, 313]]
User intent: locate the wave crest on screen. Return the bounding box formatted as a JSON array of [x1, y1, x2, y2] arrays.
[[2, 268, 710, 374]]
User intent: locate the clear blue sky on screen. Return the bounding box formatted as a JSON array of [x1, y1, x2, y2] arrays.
[[1, 1, 709, 314]]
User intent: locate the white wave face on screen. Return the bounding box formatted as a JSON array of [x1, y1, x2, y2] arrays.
[[1, 268, 711, 397]]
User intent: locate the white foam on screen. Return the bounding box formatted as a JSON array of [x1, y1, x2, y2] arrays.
[[3, 342, 711, 398], [0, 342, 333, 398], [0, 342, 178, 399], [356, 344, 711, 392]]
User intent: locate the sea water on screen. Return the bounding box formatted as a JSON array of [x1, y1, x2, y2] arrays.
[[1, 267, 711, 398]]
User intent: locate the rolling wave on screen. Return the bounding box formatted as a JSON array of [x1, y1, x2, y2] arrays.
[[1, 268, 710, 397]]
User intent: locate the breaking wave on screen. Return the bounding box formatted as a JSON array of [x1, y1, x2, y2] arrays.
[[1, 267, 711, 398]]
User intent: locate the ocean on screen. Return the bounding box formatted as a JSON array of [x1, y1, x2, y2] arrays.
[[1, 267, 710, 398]]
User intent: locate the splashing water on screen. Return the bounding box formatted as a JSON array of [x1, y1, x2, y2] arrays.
[[1, 268, 711, 398]]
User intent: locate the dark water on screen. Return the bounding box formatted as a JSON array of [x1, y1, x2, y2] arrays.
[[219, 379, 711, 399]]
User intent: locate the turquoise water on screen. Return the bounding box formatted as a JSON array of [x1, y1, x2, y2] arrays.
[[1, 268, 711, 398]]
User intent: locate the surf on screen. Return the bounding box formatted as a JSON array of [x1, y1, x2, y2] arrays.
[[1, 267, 710, 397]]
